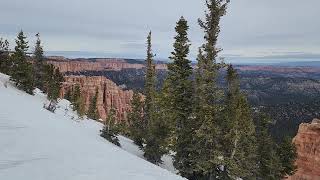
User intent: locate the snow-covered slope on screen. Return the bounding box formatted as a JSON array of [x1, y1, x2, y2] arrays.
[[0, 73, 184, 180]]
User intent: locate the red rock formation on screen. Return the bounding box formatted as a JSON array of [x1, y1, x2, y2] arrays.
[[47, 56, 320, 74], [48, 58, 167, 72], [288, 119, 320, 180], [61, 76, 134, 121]]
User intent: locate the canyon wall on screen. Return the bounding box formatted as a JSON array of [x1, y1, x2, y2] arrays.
[[48, 58, 167, 72], [61, 76, 134, 121], [288, 119, 320, 180], [48, 57, 320, 74]]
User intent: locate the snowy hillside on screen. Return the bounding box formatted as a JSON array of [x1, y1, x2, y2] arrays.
[[0, 73, 184, 180]]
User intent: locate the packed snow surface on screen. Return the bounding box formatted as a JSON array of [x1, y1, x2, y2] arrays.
[[0, 73, 184, 180]]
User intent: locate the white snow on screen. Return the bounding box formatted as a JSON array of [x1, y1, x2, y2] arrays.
[[119, 136, 177, 174], [0, 73, 184, 180]]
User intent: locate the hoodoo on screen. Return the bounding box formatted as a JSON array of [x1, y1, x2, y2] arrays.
[[61, 76, 134, 121]]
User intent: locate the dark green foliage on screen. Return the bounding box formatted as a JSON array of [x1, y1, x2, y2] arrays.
[[4, 31, 64, 112], [143, 32, 169, 165], [165, 17, 196, 178], [221, 65, 258, 179], [87, 88, 99, 120], [128, 91, 145, 148], [64, 89, 72, 101], [278, 137, 297, 178], [47, 66, 63, 101], [256, 114, 282, 180], [100, 108, 121, 147], [43, 64, 63, 112], [117, 120, 130, 137], [33, 33, 45, 89], [0, 37, 10, 74], [72, 85, 81, 110], [144, 31, 156, 128], [192, 0, 229, 178], [71, 84, 86, 117], [10, 30, 35, 94], [144, 92, 171, 165]]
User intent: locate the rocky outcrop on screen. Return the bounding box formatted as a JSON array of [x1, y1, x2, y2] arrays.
[[48, 58, 167, 73], [288, 119, 320, 180], [61, 76, 134, 121]]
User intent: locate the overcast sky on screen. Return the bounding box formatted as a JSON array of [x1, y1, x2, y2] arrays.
[[1, 0, 320, 61]]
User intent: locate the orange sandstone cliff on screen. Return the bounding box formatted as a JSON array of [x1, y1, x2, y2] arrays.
[[288, 119, 320, 180], [48, 58, 167, 72], [61, 76, 134, 121]]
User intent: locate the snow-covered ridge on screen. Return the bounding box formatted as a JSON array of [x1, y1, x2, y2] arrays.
[[0, 73, 184, 180]]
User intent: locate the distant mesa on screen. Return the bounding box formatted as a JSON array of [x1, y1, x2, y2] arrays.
[[47, 57, 167, 72]]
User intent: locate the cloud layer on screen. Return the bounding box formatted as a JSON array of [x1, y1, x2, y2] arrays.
[[1, 0, 319, 60]]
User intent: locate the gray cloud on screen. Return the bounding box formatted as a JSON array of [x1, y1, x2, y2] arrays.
[[1, 0, 320, 60]]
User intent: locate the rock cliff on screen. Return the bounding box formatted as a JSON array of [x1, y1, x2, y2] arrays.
[[48, 58, 167, 73], [288, 119, 320, 180], [61, 76, 134, 121]]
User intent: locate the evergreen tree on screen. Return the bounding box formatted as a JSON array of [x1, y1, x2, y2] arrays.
[[10, 30, 35, 94], [144, 91, 171, 165], [144, 31, 156, 128], [192, 0, 229, 178], [77, 96, 86, 117], [143, 32, 168, 165], [33, 33, 45, 90], [45, 65, 64, 112], [128, 91, 145, 148], [48, 67, 63, 100], [117, 120, 131, 137], [0, 37, 10, 74], [100, 108, 121, 146], [277, 136, 297, 178], [71, 84, 85, 117], [256, 114, 282, 180], [71, 85, 81, 110], [221, 65, 258, 179], [64, 89, 72, 101], [43, 64, 54, 92], [87, 88, 99, 120], [166, 17, 196, 178], [158, 80, 176, 150]]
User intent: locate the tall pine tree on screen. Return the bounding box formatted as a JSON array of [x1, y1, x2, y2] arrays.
[[277, 136, 297, 178], [221, 65, 258, 179], [144, 31, 156, 129], [45, 65, 64, 112], [192, 0, 229, 178], [71, 84, 85, 117], [11, 30, 35, 94], [33, 33, 45, 90], [128, 91, 145, 148], [87, 88, 99, 120], [256, 113, 282, 180], [0, 37, 10, 74], [143, 32, 168, 165], [166, 17, 196, 178]]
